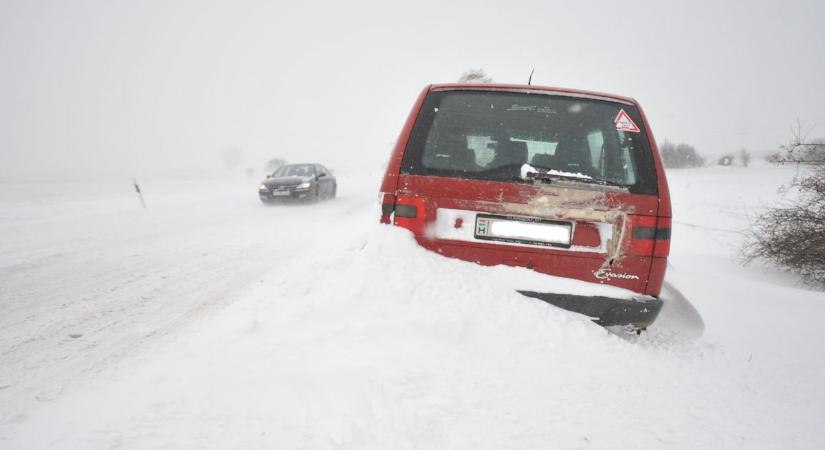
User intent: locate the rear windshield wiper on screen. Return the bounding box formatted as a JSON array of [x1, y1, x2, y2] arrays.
[[520, 164, 624, 188]]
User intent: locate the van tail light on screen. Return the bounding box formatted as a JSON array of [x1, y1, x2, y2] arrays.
[[652, 217, 671, 257], [627, 215, 671, 257], [380, 193, 395, 224], [379, 193, 427, 235]]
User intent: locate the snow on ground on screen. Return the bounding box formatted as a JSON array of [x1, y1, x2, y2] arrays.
[[1, 165, 824, 449]]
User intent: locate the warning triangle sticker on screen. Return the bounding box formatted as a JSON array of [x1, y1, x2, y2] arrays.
[[614, 109, 640, 133]]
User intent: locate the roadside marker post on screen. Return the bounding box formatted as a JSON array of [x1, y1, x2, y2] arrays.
[[133, 179, 146, 209]]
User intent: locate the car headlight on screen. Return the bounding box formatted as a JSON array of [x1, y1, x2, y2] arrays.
[[297, 181, 311, 189], [258, 184, 268, 190]]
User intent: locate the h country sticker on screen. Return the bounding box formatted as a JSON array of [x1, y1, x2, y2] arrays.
[[614, 109, 640, 133]]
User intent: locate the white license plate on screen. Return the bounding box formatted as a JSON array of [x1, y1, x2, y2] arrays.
[[271, 190, 290, 196], [475, 214, 571, 247]]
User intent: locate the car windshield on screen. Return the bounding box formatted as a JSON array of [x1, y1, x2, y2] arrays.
[[272, 164, 315, 177], [401, 90, 658, 194]]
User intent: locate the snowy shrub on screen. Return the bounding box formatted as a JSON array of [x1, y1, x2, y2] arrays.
[[785, 138, 825, 163], [457, 69, 493, 83], [265, 157, 287, 173], [743, 164, 825, 287], [660, 140, 705, 168], [767, 142, 825, 164], [769, 122, 825, 164], [765, 151, 784, 164]]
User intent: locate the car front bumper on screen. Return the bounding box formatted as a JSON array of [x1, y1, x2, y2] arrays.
[[517, 290, 663, 327]]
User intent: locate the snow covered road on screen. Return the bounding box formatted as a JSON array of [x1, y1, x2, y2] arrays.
[[1, 167, 824, 449], [0, 175, 377, 421]]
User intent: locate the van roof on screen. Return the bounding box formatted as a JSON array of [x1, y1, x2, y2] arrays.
[[428, 83, 637, 106]]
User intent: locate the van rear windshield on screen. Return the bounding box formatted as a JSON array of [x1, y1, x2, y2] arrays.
[[401, 90, 658, 195]]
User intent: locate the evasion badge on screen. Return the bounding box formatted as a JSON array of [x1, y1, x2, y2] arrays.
[[593, 268, 640, 281], [614, 109, 641, 133]]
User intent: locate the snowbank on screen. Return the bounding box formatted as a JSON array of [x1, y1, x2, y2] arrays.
[[2, 166, 824, 449]]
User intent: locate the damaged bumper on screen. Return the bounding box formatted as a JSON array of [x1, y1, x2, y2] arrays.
[[517, 290, 663, 327]]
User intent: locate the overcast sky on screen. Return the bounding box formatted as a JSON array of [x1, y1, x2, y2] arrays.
[[1, 0, 823, 179]]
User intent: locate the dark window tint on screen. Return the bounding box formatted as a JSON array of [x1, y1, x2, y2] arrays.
[[401, 90, 657, 194]]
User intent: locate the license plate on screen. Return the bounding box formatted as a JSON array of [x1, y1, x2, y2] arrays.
[[270, 190, 290, 196], [475, 214, 571, 248]]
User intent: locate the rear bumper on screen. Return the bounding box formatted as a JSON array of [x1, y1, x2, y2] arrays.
[[418, 238, 655, 295], [517, 290, 662, 327]]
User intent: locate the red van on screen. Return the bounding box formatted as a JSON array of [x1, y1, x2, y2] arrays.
[[379, 84, 671, 328]]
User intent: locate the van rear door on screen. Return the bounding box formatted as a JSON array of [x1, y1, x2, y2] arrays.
[[384, 88, 670, 295]]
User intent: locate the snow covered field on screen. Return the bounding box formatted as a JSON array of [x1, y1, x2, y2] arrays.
[[1, 166, 824, 449]]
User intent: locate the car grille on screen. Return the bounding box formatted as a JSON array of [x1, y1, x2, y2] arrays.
[[269, 183, 298, 190]]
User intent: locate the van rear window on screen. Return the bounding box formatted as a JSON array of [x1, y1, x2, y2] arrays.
[[401, 90, 658, 195]]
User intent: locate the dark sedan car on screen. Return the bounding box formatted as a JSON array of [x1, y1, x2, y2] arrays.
[[258, 163, 337, 204]]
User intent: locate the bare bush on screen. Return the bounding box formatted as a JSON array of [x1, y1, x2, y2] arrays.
[[743, 164, 825, 287]]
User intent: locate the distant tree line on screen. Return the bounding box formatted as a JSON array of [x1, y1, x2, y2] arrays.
[[659, 141, 705, 168], [660, 141, 756, 169]]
